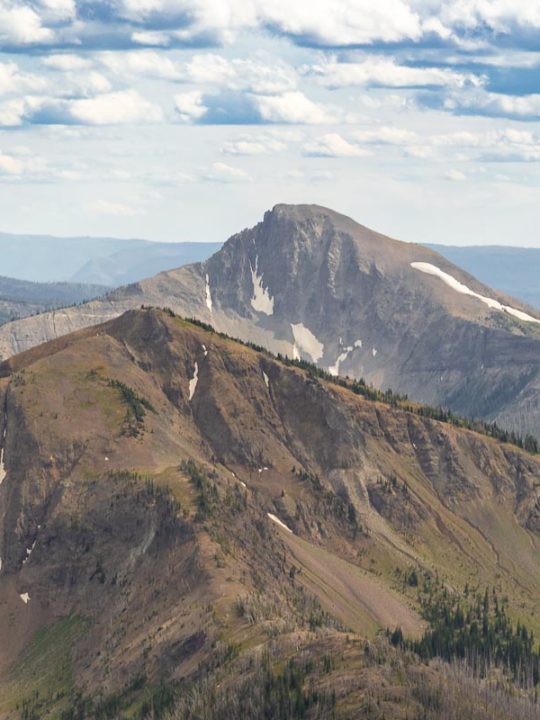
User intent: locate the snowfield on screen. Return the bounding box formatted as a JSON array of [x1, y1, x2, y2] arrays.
[[411, 262, 540, 325], [250, 256, 274, 315], [205, 274, 212, 312], [267, 513, 293, 533], [188, 362, 199, 400], [291, 323, 324, 362]]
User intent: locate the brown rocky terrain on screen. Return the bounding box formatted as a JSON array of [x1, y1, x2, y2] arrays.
[[0, 205, 539, 440], [0, 308, 539, 717]]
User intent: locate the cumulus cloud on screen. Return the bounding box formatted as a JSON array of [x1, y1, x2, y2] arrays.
[[0, 2, 55, 46], [444, 90, 540, 120], [303, 133, 371, 157], [99, 50, 182, 81], [0, 151, 23, 174], [203, 161, 252, 182], [174, 91, 207, 122], [255, 92, 338, 124], [444, 168, 466, 181], [1, 0, 540, 53], [41, 54, 94, 72], [66, 89, 164, 125], [0, 147, 47, 177], [306, 55, 485, 90], [175, 89, 337, 124], [0, 89, 163, 126], [352, 126, 419, 145], [222, 134, 287, 155], [0, 61, 47, 97]]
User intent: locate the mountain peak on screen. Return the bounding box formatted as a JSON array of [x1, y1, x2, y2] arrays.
[[1, 205, 540, 439]]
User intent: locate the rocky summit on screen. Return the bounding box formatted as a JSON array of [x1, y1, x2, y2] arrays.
[[0, 205, 539, 439]]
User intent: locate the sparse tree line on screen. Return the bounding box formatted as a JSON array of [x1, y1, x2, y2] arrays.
[[167, 312, 540, 456], [390, 571, 540, 692]]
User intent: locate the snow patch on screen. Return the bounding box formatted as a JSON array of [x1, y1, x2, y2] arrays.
[[250, 256, 274, 315], [20, 593, 30, 604], [263, 371, 269, 388], [188, 362, 199, 401], [0, 428, 6, 485], [291, 323, 324, 362], [328, 339, 362, 376], [267, 513, 293, 533], [22, 539, 36, 565], [0, 448, 5, 485], [372, 348, 378, 357], [411, 262, 540, 325], [205, 274, 213, 312]]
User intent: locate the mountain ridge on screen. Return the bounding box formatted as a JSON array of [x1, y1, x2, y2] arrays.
[[0, 204, 539, 439], [1, 307, 540, 717]]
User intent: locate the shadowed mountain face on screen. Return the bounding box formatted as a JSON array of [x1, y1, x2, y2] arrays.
[[1, 308, 540, 717], [0, 205, 539, 438]]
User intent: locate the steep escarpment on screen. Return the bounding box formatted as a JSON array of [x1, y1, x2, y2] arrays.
[[0, 308, 539, 717]]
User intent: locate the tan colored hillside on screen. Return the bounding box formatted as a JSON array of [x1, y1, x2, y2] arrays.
[[0, 308, 539, 717]]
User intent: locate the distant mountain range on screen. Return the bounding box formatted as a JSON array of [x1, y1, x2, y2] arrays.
[[1, 204, 539, 440], [0, 233, 221, 287], [428, 244, 540, 310], [3, 231, 538, 311], [0, 276, 107, 326]]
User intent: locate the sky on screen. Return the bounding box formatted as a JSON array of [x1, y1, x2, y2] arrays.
[[0, 0, 539, 247]]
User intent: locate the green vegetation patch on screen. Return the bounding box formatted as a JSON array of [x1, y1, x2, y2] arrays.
[[389, 573, 540, 691], [1, 615, 88, 719], [107, 378, 156, 437]]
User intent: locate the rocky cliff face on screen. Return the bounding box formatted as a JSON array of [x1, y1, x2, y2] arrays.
[[1, 205, 539, 438], [1, 309, 540, 717]]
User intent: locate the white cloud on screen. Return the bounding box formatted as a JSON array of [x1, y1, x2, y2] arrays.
[[303, 132, 370, 157], [255, 91, 337, 124], [204, 161, 252, 183], [0, 147, 47, 177], [0, 97, 28, 126], [99, 51, 182, 81], [91, 199, 143, 216], [0, 61, 47, 96], [39, 0, 75, 21], [183, 54, 237, 85], [0, 2, 55, 45], [41, 54, 94, 71], [131, 30, 171, 46], [174, 90, 207, 122], [0, 152, 22, 174], [307, 55, 485, 89], [445, 91, 540, 119], [353, 126, 419, 145], [180, 53, 297, 94], [222, 134, 286, 155], [68, 89, 163, 125], [445, 168, 466, 181], [260, 0, 422, 46]]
